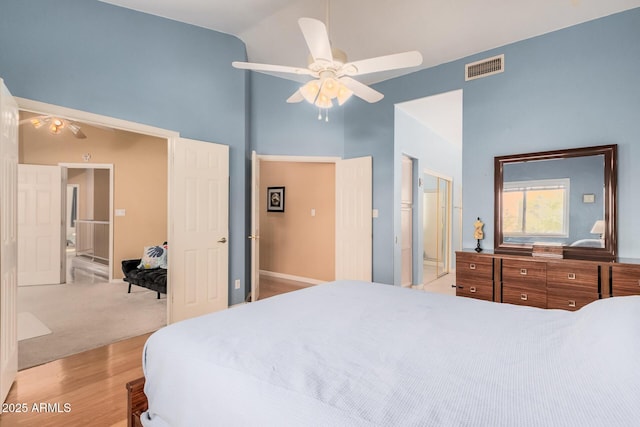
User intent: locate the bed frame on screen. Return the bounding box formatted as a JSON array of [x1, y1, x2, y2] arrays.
[[126, 377, 148, 427]]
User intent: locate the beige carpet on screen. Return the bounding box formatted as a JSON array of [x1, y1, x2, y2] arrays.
[[18, 312, 52, 341], [17, 271, 166, 370]]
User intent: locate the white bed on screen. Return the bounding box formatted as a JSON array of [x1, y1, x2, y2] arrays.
[[140, 280, 640, 426]]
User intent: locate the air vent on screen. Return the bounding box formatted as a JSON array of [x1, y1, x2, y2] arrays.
[[465, 54, 504, 81]]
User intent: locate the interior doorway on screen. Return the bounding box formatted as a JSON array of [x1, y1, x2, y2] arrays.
[[422, 170, 451, 284], [62, 165, 113, 282], [251, 154, 373, 301], [14, 99, 172, 371]]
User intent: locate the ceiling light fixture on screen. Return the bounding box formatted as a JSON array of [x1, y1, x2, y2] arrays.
[[49, 118, 65, 135], [21, 115, 87, 139], [232, 0, 423, 122]]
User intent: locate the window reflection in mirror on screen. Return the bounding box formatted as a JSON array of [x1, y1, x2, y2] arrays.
[[502, 156, 604, 247]]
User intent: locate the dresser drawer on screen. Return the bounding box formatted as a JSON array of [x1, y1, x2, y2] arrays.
[[611, 264, 640, 296], [502, 259, 546, 288], [547, 289, 599, 311], [456, 281, 493, 302], [502, 285, 546, 309], [546, 261, 599, 293], [456, 253, 493, 281]]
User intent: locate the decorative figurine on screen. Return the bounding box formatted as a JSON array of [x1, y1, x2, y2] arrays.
[[474, 217, 484, 252]]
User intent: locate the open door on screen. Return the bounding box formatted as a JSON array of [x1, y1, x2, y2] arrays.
[[250, 151, 260, 302], [168, 138, 229, 323], [335, 156, 372, 281], [0, 78, 19, 403], [17, 164, 64, 286]]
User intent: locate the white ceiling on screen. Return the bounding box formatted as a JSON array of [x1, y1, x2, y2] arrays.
[[100, 0, 640, 84]]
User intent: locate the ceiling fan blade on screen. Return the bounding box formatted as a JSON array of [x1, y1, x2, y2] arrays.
[[286, 90, 304, 103], [298, 18, 333, 64], [339, 77, 384, 103], [232, 61, 314, 76], [341, 51, 423, 77]]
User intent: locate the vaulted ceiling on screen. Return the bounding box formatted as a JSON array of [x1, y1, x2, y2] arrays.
[[100, 0, 640, 84]]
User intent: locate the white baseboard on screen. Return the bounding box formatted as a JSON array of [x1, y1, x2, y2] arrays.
[[259, 270, 324, 286]]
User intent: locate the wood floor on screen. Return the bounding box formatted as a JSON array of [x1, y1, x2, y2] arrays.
[[0, 277, 308, 426], [0, 332, 152, 427], [258, 276, 314, 300]]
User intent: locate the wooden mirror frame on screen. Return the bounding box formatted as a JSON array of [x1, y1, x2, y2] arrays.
[[494, 144, 617, 261]]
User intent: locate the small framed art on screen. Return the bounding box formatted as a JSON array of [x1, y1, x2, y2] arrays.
[[267, 186, 285, 212]]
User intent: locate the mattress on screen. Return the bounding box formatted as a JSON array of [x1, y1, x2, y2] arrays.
[[141, 280, 640, 426]]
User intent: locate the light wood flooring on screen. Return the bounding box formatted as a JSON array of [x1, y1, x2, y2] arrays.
[[0, 277, 306, 426], [0, 333, 151, 427], [257, 276, 314, 300]]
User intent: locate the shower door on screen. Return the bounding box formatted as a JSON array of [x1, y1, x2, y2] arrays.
[[423, 173, 451, 283]]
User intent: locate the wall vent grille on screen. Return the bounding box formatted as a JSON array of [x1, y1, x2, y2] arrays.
[[465, 54, 504, 81]]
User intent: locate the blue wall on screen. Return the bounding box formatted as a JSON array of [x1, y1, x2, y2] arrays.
[[460, 9, 640, 254], [250, 73, 344, 157], [3, 2, 639, 294], [0, 0, 250, 304], [339, 7, 640, 284]]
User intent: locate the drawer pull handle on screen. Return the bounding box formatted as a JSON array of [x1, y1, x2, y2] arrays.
[[568, 300, 576, 308], [567, 273, 576, 280], [470, 286, 477, 293], [520, 293, 528, 301], [520, 269, 527, 275], [469, 263, 476, 270]]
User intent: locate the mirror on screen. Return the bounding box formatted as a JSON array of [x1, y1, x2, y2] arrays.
[[494, 145, 617, 261]]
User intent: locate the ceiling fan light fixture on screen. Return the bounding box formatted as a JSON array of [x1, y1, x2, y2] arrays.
[[301, 80, 321, 103], [321, 77, 340, 99], [337, 84, 353, 106], [314, 91, 332, 109]]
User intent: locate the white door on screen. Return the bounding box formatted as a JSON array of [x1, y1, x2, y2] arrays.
[[169, 138, 229, 323], [250, 151, 260, 302], [17, 164, 63, 286], [0, 78, 19, 403], [401, 156, 413, 286], [335, 156, 372, 281]]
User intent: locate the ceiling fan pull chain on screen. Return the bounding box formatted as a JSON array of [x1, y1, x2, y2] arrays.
[[317, 108, 322, 121], [325, 108, 329, 122]]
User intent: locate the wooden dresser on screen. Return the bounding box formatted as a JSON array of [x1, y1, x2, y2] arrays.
[[455, 250, 640, 310]]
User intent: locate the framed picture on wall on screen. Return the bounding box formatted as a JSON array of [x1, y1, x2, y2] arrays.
[[267, 187, 285, 212]]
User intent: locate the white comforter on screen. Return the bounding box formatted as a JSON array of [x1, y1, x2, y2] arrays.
[[141, 280, 640, 426]]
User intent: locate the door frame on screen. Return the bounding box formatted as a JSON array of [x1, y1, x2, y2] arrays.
[[255, 154, 375, 288], [17, 97, 179, 321], [59, 163, 114, 282]]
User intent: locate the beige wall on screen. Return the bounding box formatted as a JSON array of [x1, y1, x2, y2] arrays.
[[259, 161, 335, 281], [19, 113, 167, 279]]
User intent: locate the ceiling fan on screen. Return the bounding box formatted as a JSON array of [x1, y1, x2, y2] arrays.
[[20, 115, 87, 139], [232, 13, 422, 118]]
